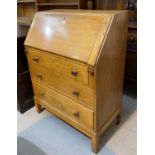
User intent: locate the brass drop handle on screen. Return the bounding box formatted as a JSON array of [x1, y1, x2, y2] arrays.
[[73, 112, 79, 118], [71, 69, 78, 77], [37, 73, 42, 80], [40, 91, 44, 97], [72, 90, 79, 97], [33, 56, 39, 63]]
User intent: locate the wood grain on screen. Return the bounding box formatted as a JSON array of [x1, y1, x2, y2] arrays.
[[29, 64, 94, 109], [25, 10, 128, 153], [34, 96, 94, 137], [33, 81, 94, 130], [94, 12, 128, 131], [24, 11, 111, 64], [27, 47, 89, 84]]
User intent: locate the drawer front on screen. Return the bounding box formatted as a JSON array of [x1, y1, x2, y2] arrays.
[[33, 82, 93, 130], [29, 64, 94, 109], [27, 48, 88, 85]]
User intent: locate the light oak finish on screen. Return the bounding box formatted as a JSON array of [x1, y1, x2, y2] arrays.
[[25, 12, 112, 65], [33, 81, 93, 130], [29, 64, 94, 109], [34, 96, 94, 137], [25, 10, 128, 153], [27, 47, 89, 84], [94, 12, 128, 132]]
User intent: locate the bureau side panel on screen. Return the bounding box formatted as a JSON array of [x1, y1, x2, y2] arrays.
[[95, 12, 128, 131]]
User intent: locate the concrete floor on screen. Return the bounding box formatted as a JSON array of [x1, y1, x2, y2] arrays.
[[17, 94, 137, 155]]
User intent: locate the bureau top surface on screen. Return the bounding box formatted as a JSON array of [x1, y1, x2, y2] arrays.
[[24, 10, 115, 65]]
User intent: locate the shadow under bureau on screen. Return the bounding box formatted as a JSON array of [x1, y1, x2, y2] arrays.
[[24, 10, 128, 153]]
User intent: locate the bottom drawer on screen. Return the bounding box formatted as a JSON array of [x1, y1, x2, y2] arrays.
[[33, 81, 94, 130]]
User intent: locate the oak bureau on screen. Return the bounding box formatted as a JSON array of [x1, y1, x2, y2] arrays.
[[24, 10, 128, 153]]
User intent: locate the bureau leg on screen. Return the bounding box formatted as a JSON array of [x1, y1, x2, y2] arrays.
[[116, 113, 121, 125], [91, 134, 100, 153], [35, 103, 42, 113]]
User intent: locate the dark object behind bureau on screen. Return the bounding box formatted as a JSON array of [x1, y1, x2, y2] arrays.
[[17, 36, 34, 113]]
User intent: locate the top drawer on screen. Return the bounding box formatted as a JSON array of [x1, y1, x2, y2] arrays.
[[26, 48, 88, 85]]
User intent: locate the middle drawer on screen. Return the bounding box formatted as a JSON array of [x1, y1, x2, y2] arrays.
[[29, 64, 94, 109]]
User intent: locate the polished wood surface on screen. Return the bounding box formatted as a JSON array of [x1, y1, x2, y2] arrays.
[[25, 10, 128, 153], [27, 47, 89, 84], [94, 12, 128, 131], [34, 96, 94, 137], [29, 64, 94, 109], [25, 12, 112, 64], [33, 81, 94, 130]]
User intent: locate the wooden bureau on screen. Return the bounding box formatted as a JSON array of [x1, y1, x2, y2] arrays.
[[24, 10, 128, 153]]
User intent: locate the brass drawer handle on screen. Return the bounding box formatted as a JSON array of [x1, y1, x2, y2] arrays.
[[73, 112, 79, 118], [37, 73, 42, 80], [39, 92, 44, 97], [33, 56, 39, 63], [72, 90, 79, 97], [71, 69, 78, 77]]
